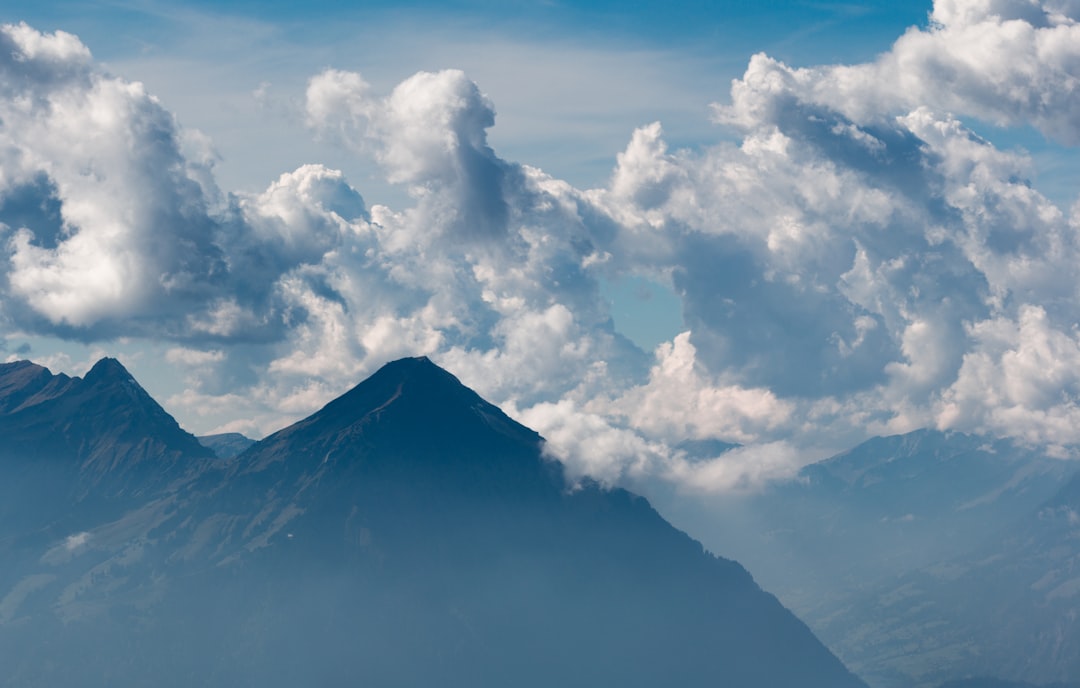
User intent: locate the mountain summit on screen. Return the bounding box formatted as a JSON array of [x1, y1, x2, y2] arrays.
[[314, 355, 535, 443], [82, 356, 136, 385], [0, 356, 211, 472], [242, 355, 544, 487], [0, 356, 866, 688], [0, 356, 212, 529]]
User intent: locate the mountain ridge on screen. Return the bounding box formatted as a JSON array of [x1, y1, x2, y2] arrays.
[[0, 356, 213, 538], [0, 354, 868, 688], [683, 428, 1080, 688]]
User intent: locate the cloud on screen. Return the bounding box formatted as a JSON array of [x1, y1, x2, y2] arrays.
[[307, 68, 512, 241], [64, 532, 90, 551], [718, 1, 1080, 143], [5, 2, 1080, 493], [0, 24, 375, 345], [936, 305, 1080, 449], [606, 333, 793, 445], [663, 441, 808, 494], [0, 24, 226, 338]]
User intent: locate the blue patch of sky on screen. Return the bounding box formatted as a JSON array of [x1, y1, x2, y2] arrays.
[[1, 1, 935, 79], [600, 276, 684, 353], [0, 1, 938, 201]]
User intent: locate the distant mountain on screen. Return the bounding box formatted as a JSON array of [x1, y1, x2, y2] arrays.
[[0, 356, 867, 688], [700, 430, 1074, 608], [822, 468, 1080, 687], [681, 429, 1077, 687], [939, 679, 1080, 688], [197, 432, 255, 458]]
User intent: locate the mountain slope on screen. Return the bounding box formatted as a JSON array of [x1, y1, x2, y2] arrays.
[[0, 356, 867, 688], [690, 429, 1075, 613], [0, 357, 213, 533], [824, 469, 1080, 687], [680, 429, 1077, 688], [0, 357, 212, 475]]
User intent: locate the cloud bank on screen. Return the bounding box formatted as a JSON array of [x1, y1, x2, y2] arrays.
[[2, 2, 1080, 492]]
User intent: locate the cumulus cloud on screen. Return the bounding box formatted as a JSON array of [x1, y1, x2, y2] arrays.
[[307, 68, 512, 241], [5, 1, 1080, 493], [937, 305, 1080, 448], [607, 333, 793, 445], [0, 50, 229, 333], [0, 25, 372, 343], [719, 1, 1080, 142]]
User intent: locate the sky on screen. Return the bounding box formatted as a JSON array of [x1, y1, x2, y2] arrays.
[[1, 0, 1080, 494]]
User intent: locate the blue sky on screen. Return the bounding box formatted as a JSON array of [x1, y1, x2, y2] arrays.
[[0, 1, 933, 193], [1, 0, 1080, 493]]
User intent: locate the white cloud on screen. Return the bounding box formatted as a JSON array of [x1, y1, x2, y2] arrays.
[[664, 441, 808, 494], [0, 24, 229, 336], [5, 2, 1080, 494], [165, 347, 225, 366], [717, 1, 1080, 143], [307, 68, 512, 242], [936, 305, 1080, 448], [513, 398, 667, 486], [64, 532, 90, 551], [606, 333, 793, 445]]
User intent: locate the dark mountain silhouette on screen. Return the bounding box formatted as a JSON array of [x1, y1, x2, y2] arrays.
[[0, 356, 867, 688], [0, 357, 212, 474], [0, 357, 212, 534]]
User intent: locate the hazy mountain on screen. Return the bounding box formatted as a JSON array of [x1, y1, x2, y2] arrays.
[[819, 467, 1080, 688], [197, 432, 256, 459], [938, 681, 1080, 688], [0, 356, 866, 688], [668, 429, 1078, 687]]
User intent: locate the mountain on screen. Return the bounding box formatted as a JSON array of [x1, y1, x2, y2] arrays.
[[669, 429, 1077, 687], [693, 430, 1074, 611], [197, 432, 255, 458], [0, 356, 867, 688], [821, 468, 1080, 687], [0, 356, 212, 472], [939, 681, 1080, 688], [0, 357, 213, 534]]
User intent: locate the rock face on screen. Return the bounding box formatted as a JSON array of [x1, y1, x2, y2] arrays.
[[0, 356, 866, 688]]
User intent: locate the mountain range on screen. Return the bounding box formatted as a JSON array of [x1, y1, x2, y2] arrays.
[[685, 428, 1080, 687], [0, 355, 865, 688]]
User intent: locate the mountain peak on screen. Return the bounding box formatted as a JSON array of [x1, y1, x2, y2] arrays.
[[0, 359, 64, 413], [321, 356, 478, 414], [248, 355, 541, 479], [349, 356, 513, 423], [372, 355, 449, 381], [84, 357, 134, 385], [0, 354, 214, 503]]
